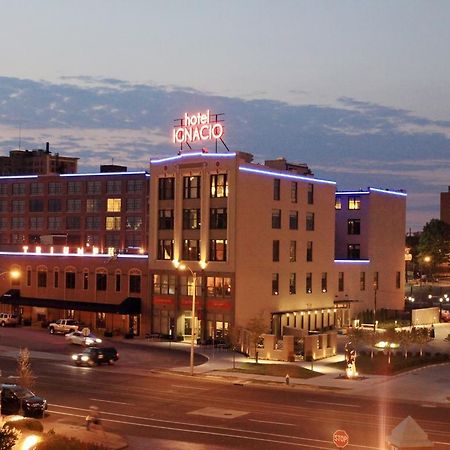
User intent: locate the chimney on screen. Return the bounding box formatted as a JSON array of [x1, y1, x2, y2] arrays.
[[46, 142, 50, 153]]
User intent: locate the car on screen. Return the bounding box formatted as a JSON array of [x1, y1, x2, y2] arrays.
[[65, 330, 102, 346], [0, 313, 19, 327], [0, 384, 47, 418], [48, 318, 80, 334], [72, 347, 119, 366]]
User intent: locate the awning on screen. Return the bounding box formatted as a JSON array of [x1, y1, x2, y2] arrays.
[[0, 290, 141, 315]]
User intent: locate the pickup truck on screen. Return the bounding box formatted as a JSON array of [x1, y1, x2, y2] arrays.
[[48, 319, 80, 335]]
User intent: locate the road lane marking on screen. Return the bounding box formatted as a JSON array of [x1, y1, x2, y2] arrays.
[[171, 384, 209, 390], [249, 419, 296, 427], [89, 398, 132, 405], [306, 400, 361, 408]]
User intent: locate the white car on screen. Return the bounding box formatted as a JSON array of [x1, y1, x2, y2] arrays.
[[65, 330, 102, 347]]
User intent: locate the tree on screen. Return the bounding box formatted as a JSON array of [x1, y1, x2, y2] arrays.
[[0, 426, 19, 450], [347, 327, 366, 353], [397, 329, 413, 358], [17, 347, 35, 390], [417, 219, 450, 269], [246, 311, 270, 363], [363, 330, 379, 358], [412, 327, 432, 357]]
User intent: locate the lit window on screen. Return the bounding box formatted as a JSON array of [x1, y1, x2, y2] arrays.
[[348, 196, 361, 210], [107, 198, 122, 212], [106, 216, 121, 230]]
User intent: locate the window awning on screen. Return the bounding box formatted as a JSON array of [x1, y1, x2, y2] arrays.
[[0, 290, 141, 315]]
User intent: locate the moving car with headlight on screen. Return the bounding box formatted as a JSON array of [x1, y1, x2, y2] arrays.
[[65, 330, 102, 346], [0, 384, 47, 418], [72, 347, 119, 366]]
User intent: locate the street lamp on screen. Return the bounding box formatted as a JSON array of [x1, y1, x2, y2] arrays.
[[439, 297, 443, 322], [173, 260, 207, 376]]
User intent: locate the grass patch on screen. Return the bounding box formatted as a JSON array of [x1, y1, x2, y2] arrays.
[[330, 353, 449, 375], [225, 362, 322, 379]]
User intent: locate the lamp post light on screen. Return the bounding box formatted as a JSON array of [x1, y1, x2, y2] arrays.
[[173, 260, 206, 376]]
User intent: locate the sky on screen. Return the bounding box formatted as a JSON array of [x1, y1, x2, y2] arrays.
[[1, 0, 450, 231]]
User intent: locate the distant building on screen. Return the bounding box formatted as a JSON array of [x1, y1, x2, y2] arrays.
[[440, 186, 450, 225], [0, 143, 78, 175]]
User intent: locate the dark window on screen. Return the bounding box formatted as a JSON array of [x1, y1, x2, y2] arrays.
[[157, 240, 174, 260], [347, 219, 361, 235], [183, 209, 201, 229], [210, 174, 228, 198], [158, 177, 174, 200], [96, 273, 107, 291], [289, 240, 296, 262], [115, 273, 121, 292], [158, 209, 174, 229], [338, 272, 344, 292], [29, 199, 44, 212], [306, 212, 315, 231], [373, 272, 379, 290], [396, 271, 401, 289], [272, 209, 281, 229], [129, 274, 141, 293], [66, 272, 76, 289], [273, 240, 280, 262], [289, 273, 296, 295], [183, 176, 200, 199], [291, 182, 297, 203], [48, 198, 62, 212], [182, 239, 200, 261], [107, 180, 122, 194], [289, 211, 298, 230], [347, 244, 360, 259], [321, 272, 327, 292], [54, 271, 59, 288], [83, 272, 89, 290], [307, 183, 314, 204], [307, 241, 313, 262], [272, 273, 279, 295], [127, 180, 143, 192], [210, 208, 227, 229], [360, 271, 366, 291], [273, 179, 280, 201], [37, 271, 47, 288], [306, 273, 312, 293], [209, 239, 227, 261], [67, 216, 81, 230]]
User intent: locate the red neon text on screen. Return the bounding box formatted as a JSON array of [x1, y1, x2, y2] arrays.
[[173, 110, 224, 144]]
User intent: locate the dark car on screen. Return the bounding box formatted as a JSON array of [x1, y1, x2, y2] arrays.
[[72, 347, 119, 366], [0, 384, 47, 418]]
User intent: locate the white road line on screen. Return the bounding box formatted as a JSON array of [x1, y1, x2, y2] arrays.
[[306, 400, 361, 408], [249, 419, 296, 427], [171, 385, 209, 390], [89, 398, 132, 405]]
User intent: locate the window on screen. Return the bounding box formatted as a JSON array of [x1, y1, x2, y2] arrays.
[[183, 209, 201, 229], [37, 270, 47, 288], [54, 270, 59, 288], [127, 198, 142, 211], [347, 219, 361, 235], [67, 199, 81, 212], [373, 271, 379, 290], [12, 200, 25, 213], [307, 241, 313, 262], [29, 199, 44, 212], [27, 268, 31, 286], [306, 273, 312, 293], [289, 273, 296, 295], [306, 212, 315, 231], [338, 272, 344, 292], [158, 177, 174, 200], [0, 184, 7, 195], [115, 272, 121, 292], [67, 216, 81, 230], [209, 239, 227, 261], [68, 182, 82, 194], [12, 183, 25, 195], [153, 274, 176, 295], [48, 198, 62, 212], [86, 216, 101, 229], [107, 180, 122, 194], [83, 271, 89, 290], [126, 216, 142, 230], [12, 217, 24, 229], [129, 274, 141, 293], [66, 271, 76, 289], [272, 240, 280, 262], [106, 216, 121, 230], [180, 275, 203, 297], [289, 240, 296, 262], [12, 233, 25, 244], [335, 198, 342, 210], [273, 179, 280, 200], [289, 211, 298, 230], [206, 277, 231, 297], [360, 271, 366, 291], [157, 240, 174, 260], [210, 208, 227, 229], [321, 272, 327, 292], [272, 209, 281, 229], [48, 182, 62, 195], [210, 174, 228, 198], [183, 176, 200, 199], [85, 199, 100, 213], [30, 183, 44, 195], [126, 233, 142, 248], [105, 233, 120, 248], [347, 244, 360, 259], [348, 196, 361, 210], [182, 239, 200, 261], [158, 209, 174, 229], [396, 271, 401, 289], [307, 183, 314, 204], [0, 200, 7, 212], [87, 181, 101, 194], [0, 218, 7, 230], [107, 198, 122, 212], [48, 216, 62, 230], [96, 273, 107, 291], [272, 273, 279, 295], [127, 180, 143, 192], [291, 182, 297, 203], [30, 217, 44, 230]]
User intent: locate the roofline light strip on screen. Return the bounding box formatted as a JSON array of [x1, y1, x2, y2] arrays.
[[239, 166, 336, 185], [0, 251, 148, 259], [151, 152, 237, 164], [334, 259, 370, 264]]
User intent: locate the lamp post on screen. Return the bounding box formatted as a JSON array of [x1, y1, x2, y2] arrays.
[[439, 297, 443, 323], [173, 260, 206, 376], [373, 283, 378, 331]]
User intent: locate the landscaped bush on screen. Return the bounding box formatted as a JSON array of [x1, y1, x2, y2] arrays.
[[35, 433, 107, 450], [3, 417, 44, 433], [0, 425, 19, 450]]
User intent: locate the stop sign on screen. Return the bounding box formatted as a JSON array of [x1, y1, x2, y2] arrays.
[[333, 429, 349, 448]]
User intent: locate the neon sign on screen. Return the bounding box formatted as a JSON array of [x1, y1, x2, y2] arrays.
[[172, 110, 224, 144]]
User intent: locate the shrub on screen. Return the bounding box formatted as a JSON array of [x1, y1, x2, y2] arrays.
[[35, 433, 108, 450], [0, 425, 19, 450], [3, 418, 43, 433]]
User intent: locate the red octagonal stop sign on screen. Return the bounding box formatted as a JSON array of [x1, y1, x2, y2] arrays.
[[333, 429, 349, 448]]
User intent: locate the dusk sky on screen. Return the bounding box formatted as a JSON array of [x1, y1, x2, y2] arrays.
[[1, 0, 450, 231]]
